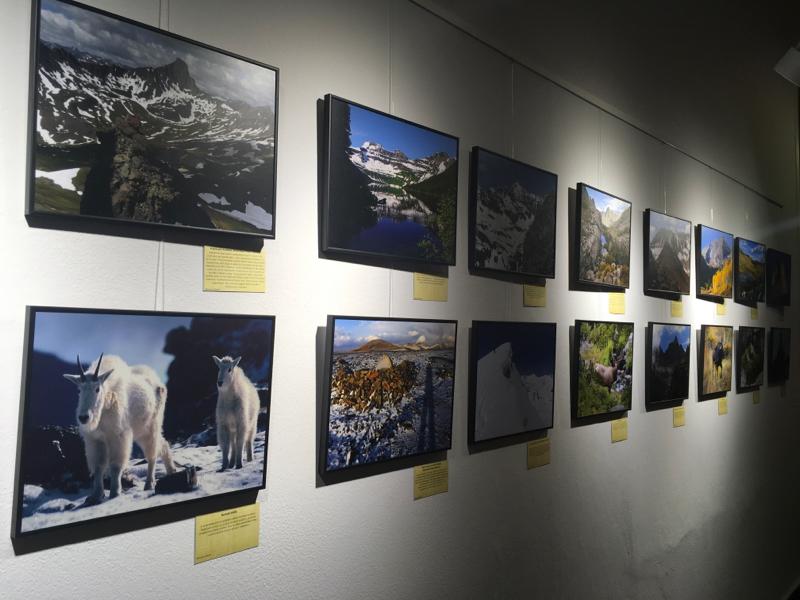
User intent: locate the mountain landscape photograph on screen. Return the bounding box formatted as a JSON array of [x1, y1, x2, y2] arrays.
[[766, 248, 791, 306], [574, 320, 634, 418], [324, 96, 458, 264], [645, 211, 691, 295], [576, 184, 631, 288], [31, 0, 277, 236], [648, 323, 691, 404], [700, 325, 732, 397], [768, 328, 791, 385], [470, 321, 555, 443], [324, 318, 457, 471], [470, 148, 557, 279], [697, 226, 733, 298], [737, 326, 765, 392], [734, 238, 766, 306]]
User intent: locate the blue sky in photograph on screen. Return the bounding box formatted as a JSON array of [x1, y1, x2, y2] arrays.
[[475, 322, 555, 377], [332, 318, 456, 352], [700, 225, 733, 252], [654, 324, 691, 352], [739, 239, 765, 263], [477, 150, 556, 197], [348, 104, 457, 160], [585, 186, 627, 214], [34, 312, 191, 381]]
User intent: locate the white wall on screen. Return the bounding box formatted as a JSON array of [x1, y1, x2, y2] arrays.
[[0, 1, 798, 598]]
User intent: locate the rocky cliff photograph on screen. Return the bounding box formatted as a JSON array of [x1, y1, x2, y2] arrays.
[[574, 320, 634, 418], [645, 210, 691, 295], [470, 148, 557, 280], [576, 184, 631, 288], [323, 317, 457, 472], [323, 96, 458, 265], [14, 307, 274, 537], [30, 0, 278, 236], [736, 326, 765, 392], [469, 321, 555, 444], [696, 225, 733, 299], [734, 238, 766, 306], [647, 323, 690, 404], [700, 325, 732, 398]]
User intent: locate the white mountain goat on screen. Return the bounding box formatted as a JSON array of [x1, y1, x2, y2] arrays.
[[63, 354, 176, 504], [213, 355, 259, 471]]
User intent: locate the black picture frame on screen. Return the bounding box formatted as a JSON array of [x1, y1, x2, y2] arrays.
[[574, 183, 632, 290], [468, 147, 557, 282], [695, 224, 734, 301], [768, 327, 791, 386], [320, 94, 459, 269], [12, 306, 276, 549], [736, 326, 765, 393], [766, 248, 792, 307], [27, 0, 279, 242], [572, 319, 635, 419], [320, 315, 458, 477], [698, 324, 733, 399], [733, 237, 766, 307], [468, 320, 556, 447], [643, 209, 692, 298], [646, 321, 691, 405]]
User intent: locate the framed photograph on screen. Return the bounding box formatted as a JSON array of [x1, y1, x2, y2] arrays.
[[766, 249, 791, 307], [646, 322, 691, 405], [28, 0, 279, 238], [644, 210, 691, 296], [468, 321, 556, 445], [322, 316, 457, 473], [12, 307, 275, 541], [468, 147, 557, 280], [733, 238, 766, 306], [699, 324, 733, 399], [768, 327, 791, 385], [575, 183, 632, 289], [695, 225, 733, 300], [321, 95, 459, 267], [573, 320, 634, 418], [736, 326, 765, 393]]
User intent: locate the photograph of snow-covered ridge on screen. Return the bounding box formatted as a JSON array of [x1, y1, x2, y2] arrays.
[[324, 96, 458, 265], [324, 317, 457, 472], [471, 148, 557, 279], [31, 0, 277, 236], [14, 308, 274, 536], [470, 321, 556, 444]]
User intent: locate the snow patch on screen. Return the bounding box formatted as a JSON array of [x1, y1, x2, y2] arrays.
[[35, 167, 81, 192], [199, 192, 230, 206], [228, 202, 273, 231]]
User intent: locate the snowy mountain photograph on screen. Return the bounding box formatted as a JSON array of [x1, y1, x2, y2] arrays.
[[736, 326, 765, 392], [324, 317, 457, 472], [470, 148, 557, 279], [30, 0, 277, 236], [734, 238, 766, 306], [647, 322, 690, 404], [324, 96, 458, 264], [469, 321, 556, 444], [14, 307, 275, 537], [575, 320, 634, 418], [696, 225, 733, 299], [645, 210, 691, 295], [576, 184, 631, 288]]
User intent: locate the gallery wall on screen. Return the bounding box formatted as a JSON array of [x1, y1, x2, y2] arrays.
[[0, 0, 798, 598]]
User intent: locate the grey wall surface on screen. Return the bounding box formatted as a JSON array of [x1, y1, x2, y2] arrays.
[[0, 1, 798, 599]]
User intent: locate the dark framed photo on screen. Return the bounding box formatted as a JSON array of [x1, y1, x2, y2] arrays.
[[575, 183, 632, 289], [12, 306, 275, 542], [322, 316, 457, 473], [766, 249, 791, 307], [736, 326, 765, 393], [733, 238, 766, 307], [468, 147, 557, 281], [28, 0, 279, 239], [695, 225, 733, 300], [468, 321, 556, 445], [321, 95, 459, 267], [768, 327, 791, 385], [644, 210, 691, 296], [699, 324, 733, 399], [573, 320, 634, 418], [647, 322, 691, 405]]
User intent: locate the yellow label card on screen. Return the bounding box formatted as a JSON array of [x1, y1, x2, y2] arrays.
[[753, 390, 760, 405], [670, 300, 683, 318], [195, 504, 259, 564], [413, 461, 448, 500], [716, 302, 727, 316], [673, 406, 685, 428], [608, 292, 626, 315], [750, 307, 759, 320], [523, 284, 546, 307], [611, 417, 628, 443], [413, 273, 448, 302], [527, 438, 550, 469], [203, 246, 265, 293], [718, 397, 728, 415]]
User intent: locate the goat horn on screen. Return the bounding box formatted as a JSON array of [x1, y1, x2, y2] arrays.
[[77, 354, 86, 382], [94, 353, 104, 379]]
